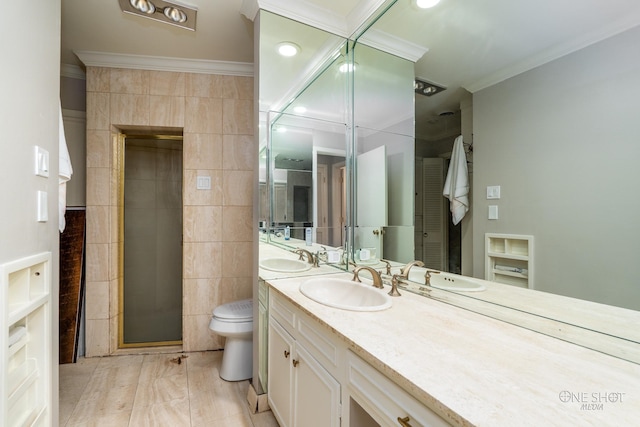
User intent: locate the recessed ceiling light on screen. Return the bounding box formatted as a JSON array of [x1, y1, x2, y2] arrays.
[[130, 0, 155, 13], [339, 62, 357, 73], [293, 106, 307, 114], [164, 6, 187, 23], [277, 42, 300, 57], [416, 0, 441, 9]]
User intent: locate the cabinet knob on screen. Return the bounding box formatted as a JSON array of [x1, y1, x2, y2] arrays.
[[397, 416, 413, 427], [284, 350, 290, 359], [292, 359, 300, 367]]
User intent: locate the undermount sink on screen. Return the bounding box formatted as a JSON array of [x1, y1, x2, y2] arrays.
[[299, 277, 392, 312], [259, 258, 312, 273]]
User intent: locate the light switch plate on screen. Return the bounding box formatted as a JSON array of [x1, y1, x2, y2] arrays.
[[196, 175, 211, 190], [487, 185, 501, 199], [37, 191, 48, 222], [488, 205, 499, 220], [35, 146, 50, 178]]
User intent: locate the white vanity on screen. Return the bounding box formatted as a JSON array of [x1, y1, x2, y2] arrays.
[[261, 264, 640, 427]]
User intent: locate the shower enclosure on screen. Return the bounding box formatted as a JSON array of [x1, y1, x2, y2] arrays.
[[121, 136, 183, 346]]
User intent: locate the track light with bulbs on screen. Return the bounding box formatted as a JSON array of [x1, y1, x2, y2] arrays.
[[119, 0, 197, 30]]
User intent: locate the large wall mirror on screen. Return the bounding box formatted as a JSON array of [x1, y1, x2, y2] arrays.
[[258, 1, 640, 363]]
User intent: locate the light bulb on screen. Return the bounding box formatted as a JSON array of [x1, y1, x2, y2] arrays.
[[416, 0, 440, 9]]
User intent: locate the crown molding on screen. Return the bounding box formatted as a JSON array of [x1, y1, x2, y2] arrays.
[[75, 51, 254, 76], [60, 64, 86, 80], [466, 17, 640, 93], [240, 0, 259, 21], [358, 28, 428, 62], [257, 0, 349, 37]]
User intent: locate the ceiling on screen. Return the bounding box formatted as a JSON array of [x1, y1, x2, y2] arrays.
[[61, 0, 640, 140]]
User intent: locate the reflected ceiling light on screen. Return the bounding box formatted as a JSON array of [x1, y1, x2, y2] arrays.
[[118, 0, 197, 30], [274, 126, 287, 133], [414, 79, 446, 96], [293, 106, 307, 114], [416, 0, 441, 9], [339, 62, 357, 73], [277, 42, 300, 57]]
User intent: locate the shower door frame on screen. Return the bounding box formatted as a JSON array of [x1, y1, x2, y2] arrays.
[[116, 132, 184, 349]]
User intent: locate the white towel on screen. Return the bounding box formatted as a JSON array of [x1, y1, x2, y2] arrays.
[[59, 104, 73, 232], [442, 135, 469, 225]]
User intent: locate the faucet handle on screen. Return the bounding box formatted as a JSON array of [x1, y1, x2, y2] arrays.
[[425, 269, 440, 285], [380, 259, 392, 275], [388, 274, 403, 297]]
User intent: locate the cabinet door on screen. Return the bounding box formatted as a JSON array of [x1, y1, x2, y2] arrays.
[[293, 343, 341, 427], [268, 319, 294, 427]]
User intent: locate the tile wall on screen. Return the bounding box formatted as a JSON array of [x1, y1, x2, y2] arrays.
[[85, 67, 254, 356]]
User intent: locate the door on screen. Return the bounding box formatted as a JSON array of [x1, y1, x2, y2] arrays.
[[315, 163, 329, 245], [421, 158, 446, 270], [356, 146, 387, 259], [268, 320, 294, 427], [293, 344, 341, 427]]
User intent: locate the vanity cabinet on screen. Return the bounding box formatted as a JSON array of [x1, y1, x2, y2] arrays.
[[267, 288, 449, 427], [268, 292, 341, 427]]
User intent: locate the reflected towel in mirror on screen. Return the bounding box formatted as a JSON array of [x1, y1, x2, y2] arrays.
[[443, 135, 469, 225]]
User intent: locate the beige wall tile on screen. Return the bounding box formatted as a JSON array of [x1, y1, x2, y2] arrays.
[[86, 67, 110, 93], [184, 205, 222, 242], [222, 99, 253, 135], [110, 279, 120, 318], [86, 243, 110, 282], [149, 71, 186, 96], [183, 315, 222, 351], [183, 278, 221, 316], [110, 68, 150, 95], [185, 73, 224, 98], [184, 97, 222, 133], [86, 205, 110, 244], [183, 170, 223, 206], [222, 134, 254, 170], [110, 93, 150, 126], [220, 75, 253, 100], [222, 206, 253, 242], [220, 277, 253, 302], [221, 242, 253, 278], [86, 92, 110, 130], [183, 242, 222, 279], [85, 319, 110, 357], [86, 130, 110, 168], [183, 133, 222, 170], [86, 281, 110, 320], [149, 95, 185, 127], [222, 170, 253, 206]]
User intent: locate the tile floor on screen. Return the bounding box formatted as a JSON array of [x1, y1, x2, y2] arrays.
[[59, 351, 280, 427]]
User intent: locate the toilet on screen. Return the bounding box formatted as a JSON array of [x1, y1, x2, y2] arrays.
[[209, 298, 253, 381]]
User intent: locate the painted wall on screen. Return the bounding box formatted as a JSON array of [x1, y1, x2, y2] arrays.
[[473, 25, 640, 310], [0, 0, 61, 423]]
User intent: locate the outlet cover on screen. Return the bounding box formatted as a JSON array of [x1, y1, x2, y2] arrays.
[[196, 176, 211, 190], [488, 205, 499, 220]]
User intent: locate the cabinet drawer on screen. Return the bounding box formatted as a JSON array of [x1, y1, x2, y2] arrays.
[[347, 351, 449, 427], [269, 291, 296, 336]]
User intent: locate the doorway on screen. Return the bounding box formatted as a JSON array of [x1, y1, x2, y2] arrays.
[[121, 135, 183, 347]]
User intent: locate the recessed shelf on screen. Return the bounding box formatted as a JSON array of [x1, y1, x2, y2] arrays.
[[486, 234, 533, 289]]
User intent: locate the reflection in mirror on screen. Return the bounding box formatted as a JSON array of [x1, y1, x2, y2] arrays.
[[353, 0, 640, 359]]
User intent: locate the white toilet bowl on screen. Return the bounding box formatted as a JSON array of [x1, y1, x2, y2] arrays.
[[209, 298, 253, 381]]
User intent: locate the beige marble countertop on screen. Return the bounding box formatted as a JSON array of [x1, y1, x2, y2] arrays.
[[266, 273, 640, 426]]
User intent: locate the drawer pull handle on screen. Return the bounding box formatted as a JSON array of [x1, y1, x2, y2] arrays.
[[292, 359, 300, 367], [284, 350, 290, 358], [397, 416, 413, 427]]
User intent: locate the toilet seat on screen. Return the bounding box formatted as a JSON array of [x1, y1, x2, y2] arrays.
[[212, 298, 252, 323]]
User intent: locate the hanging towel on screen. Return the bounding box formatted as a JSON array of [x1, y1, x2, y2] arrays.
[[59, 103, 73, 232], [443, 135, 469, 225]]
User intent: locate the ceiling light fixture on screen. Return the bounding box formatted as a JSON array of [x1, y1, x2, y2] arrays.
[[338, 61, 357, 73], [414, 79, 446, 96], [119, 0, 197, 31], [415, 0, 441, 9], [277, 42, 300, 57]]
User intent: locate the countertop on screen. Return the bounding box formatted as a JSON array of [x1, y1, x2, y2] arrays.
[[266, 273, 640, 426]]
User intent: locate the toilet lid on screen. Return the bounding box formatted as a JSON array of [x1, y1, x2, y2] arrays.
[[213, 299, 253, 321]]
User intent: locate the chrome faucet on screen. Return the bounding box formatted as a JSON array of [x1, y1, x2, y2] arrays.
[[400, 260, 424, 278], [294, 249, 318, 267], [425, 269, 440, 286], [352, 266, 384, 289]]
